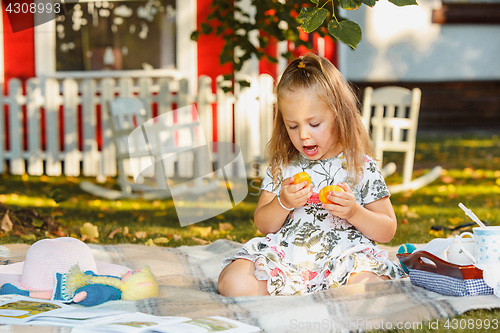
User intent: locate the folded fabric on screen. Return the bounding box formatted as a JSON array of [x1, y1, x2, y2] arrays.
[[414, 238, 454, 261], [476, 263, 500, 298]]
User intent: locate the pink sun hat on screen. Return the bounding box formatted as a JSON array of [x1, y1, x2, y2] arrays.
[[0, 237, 130, 292]]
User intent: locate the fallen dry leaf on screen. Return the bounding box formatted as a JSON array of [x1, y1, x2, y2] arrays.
[[448, 217, 463, 225], [80, 222, 99, 242], [135, 231, 148, 239], [153, 237, 170, 244], [406, 211, 420, 219], [53, 227, 67, 237], [429, 229, 444, 238], [144, 238, 157, 246], [219, 222, 234, 232], [108, 228, 122, 239], [189, 226, 212, 238], [1, 211, 13, 233], [441, 175, 456, 184], [192, 237, 210, 245]]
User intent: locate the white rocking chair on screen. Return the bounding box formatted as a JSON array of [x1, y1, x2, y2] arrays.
[[80, 98, 219, 200], [362, 86, 442, 194]]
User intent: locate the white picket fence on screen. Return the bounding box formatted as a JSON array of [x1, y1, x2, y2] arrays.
[[0, 74, 275, 179]]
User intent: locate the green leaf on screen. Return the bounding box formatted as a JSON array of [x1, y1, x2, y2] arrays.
[[310, 0, 319, 4], [216, 26, 225, 36], [328, 19, 362, 49], [361, 0, 377, 7], [32, 219, 44, 228], [201, 23, 213, 34], [238, 80, 251, 88], [190, 31, 199, 41], [339, 0, 363, 10], [297, 7, 328, 33], [265, 55, 279, 64], [50, 188, 67, 204], [233, 61, 244, 72], [220, 49, 233, 65], [389, 0, 418, 6], [281, 51, 294, 60]]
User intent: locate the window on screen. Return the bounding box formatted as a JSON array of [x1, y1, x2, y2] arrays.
[[55, 0, 176, 71], [432, 0, 500, 24]]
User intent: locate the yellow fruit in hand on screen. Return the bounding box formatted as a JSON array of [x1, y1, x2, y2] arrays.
[[292, 172, 311, 186], [319, 185, 344, 204]]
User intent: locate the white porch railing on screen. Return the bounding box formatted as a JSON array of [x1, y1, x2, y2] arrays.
[[0, 74, 275, 179]]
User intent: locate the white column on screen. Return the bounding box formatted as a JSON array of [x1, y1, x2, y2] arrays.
[[34, 0, 56, 79], [277, 41, 288, 78], [177, 0, 198, 93]]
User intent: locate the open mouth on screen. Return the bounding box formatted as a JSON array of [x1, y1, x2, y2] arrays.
[[303, 145, 318, 156]]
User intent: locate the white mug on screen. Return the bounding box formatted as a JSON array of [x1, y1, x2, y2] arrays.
[[445, 232, 475, 265], [473, 226, 500, 266]]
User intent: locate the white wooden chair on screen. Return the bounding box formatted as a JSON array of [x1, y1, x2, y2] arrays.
[[362, 86, 442, 193], [80, 98, 218, 200]]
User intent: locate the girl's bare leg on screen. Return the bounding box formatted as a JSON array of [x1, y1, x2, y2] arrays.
[[218, 259, 269, 296], [348, 271, 390, 285]]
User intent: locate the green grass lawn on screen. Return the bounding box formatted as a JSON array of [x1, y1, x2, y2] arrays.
[[1, 133, 498, 246], [1, 132, 499, 331]]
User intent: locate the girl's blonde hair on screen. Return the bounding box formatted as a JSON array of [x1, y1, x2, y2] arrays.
[[267, 53, 373, 184]]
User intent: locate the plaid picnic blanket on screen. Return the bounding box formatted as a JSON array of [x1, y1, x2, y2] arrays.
[[2, 240, 500, 332]]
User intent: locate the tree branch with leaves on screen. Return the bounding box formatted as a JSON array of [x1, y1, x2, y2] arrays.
[[192, 0, 417, 86]]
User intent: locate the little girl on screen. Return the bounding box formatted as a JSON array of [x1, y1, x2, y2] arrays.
[[218, 53, 405, 296]]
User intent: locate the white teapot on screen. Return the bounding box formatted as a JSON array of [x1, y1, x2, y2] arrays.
[[445, 232, 475, 265]]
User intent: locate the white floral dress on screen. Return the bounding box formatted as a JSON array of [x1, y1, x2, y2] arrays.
[[222, 152, 406, 296]]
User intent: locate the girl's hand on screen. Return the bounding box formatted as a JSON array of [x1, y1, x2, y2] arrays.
[[279, 176, 313, 209], [73, 291, 88, 303], [321, 183, 359, 220]]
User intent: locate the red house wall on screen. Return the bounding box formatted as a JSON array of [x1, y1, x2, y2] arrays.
[[2, 5, 36, 152], [2, 3, 35, 87], [197, 0, 235, 143], [259, 35, 277, 78], [196, 0, 232, 87]]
